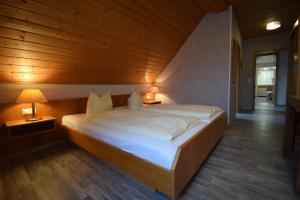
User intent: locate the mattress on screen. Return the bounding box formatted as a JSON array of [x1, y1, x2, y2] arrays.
[[62, 110, 223, 170]]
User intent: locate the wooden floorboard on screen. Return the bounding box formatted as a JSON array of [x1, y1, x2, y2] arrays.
[[1, 116, 300, 200]]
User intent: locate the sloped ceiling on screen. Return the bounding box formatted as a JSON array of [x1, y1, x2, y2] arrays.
[[0, 0, 228, 84], [230, 0, 300, 38]]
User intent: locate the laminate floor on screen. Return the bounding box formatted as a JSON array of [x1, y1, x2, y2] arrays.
[[255, 97, 284, 111], [236, 110, 285, 124], [1, 118, 299, 200]]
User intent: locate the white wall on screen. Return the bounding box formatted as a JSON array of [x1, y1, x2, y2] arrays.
[[0, 84, 150, 103], [156, 8, 232, 119]]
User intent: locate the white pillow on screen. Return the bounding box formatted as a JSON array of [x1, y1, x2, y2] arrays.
[[86, 92, 113, 119], [128, 91, 143, 110], [101, 92, 113, 108]]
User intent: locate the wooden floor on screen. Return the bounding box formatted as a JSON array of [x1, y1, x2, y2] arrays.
[[1, 117, 300, 200]]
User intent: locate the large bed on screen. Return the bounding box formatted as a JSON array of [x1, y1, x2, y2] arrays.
[[62, 105, 227, 200]]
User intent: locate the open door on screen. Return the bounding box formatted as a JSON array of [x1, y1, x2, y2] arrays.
[[254, 53, 278, 110]]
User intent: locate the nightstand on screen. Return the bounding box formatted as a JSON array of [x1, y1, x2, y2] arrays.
[[5, 116, 56, 139], [143, 101, 162, 105]]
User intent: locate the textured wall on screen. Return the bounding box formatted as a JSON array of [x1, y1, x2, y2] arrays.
[[240, 33, 289, 111], [277, 50, 288, 105], [0, 84, 149, 103], [156, 9, 231, 116]]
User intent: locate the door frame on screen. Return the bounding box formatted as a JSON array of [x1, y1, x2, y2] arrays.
[[252, 51, 279, 110], [230, 39, 241, 122]]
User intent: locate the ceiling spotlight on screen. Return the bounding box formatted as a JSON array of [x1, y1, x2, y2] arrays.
[[266, 21, 281, 30], [294, 19, 299, 28]]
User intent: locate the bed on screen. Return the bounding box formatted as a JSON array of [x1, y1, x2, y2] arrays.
[[62, 106, 227, 200]]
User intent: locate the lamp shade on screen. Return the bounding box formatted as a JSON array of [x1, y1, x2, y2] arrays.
[[150, 86, 159, 94], [144, 92, 154, 101], [16, 89, 48, 103]]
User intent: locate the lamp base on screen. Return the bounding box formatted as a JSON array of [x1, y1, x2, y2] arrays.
[[26, 117, 42, 122]]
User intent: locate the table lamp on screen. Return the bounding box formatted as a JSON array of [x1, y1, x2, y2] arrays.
[[145, 86, 159, 102], [16, 89, 48, 121], [150, 86, 159, 101]]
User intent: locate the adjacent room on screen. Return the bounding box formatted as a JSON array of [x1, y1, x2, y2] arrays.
[[0, 0, 299, 200], [255, 54, 277, 110]]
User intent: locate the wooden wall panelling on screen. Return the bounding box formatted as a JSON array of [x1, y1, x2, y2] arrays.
[[0, 94, 129, 156], [0, 0, 228, 84]]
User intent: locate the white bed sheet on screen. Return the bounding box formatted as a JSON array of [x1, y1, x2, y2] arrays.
[[62, 111, 223, 170]]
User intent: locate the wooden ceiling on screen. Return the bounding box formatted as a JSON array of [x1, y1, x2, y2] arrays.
[[0, 0, 228, 84], [230, 0, 300, 38]]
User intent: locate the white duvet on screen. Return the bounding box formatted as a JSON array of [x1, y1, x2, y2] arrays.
[[142, 104, 222, 119], [88, 109, 201, 142]]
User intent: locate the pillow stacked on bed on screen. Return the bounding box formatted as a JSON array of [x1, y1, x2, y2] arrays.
[[128, 91, 142, 110], [86, 92, 112, 119]]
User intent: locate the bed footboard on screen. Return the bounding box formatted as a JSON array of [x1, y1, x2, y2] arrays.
[[171, 112, 227, 199], [64, 126, 173, 195]]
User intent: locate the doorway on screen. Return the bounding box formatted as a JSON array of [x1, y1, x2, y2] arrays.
[[254, 53, 277, 110]]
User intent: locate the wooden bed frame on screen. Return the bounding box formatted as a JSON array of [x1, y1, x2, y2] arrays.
[[63, 111, 227, 200], [0, 94, 226, 199]]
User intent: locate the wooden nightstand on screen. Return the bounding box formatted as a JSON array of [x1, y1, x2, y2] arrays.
[[143, 101, 162, 105], [5, 116, 56, 139]]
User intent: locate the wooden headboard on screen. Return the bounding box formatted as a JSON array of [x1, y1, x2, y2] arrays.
[[0, 94, 129, 156]]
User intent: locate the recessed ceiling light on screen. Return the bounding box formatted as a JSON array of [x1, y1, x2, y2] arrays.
[[294, 19, 299, 28], [266, 21, 281, 30]]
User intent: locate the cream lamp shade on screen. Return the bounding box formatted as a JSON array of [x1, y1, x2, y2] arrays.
[[144, 86, 159, 102], [150, 86, 159, 94], [145, 92, 154, 101], [16, 89, 48, 103], [16, 89, 47, 121]]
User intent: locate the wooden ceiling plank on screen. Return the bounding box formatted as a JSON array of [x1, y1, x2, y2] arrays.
[[0, 27, 171, 65], [0, 47, 167, 72], [0, 0, 205, 84], [196, 0, 228, 12], [0, 16, 170, 61], [0, 3, 175, 58], [6, 0, 183, 48], [87, 0, 186, 40], [0, 36, 169, 67], [0, 54, 163, 73]]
